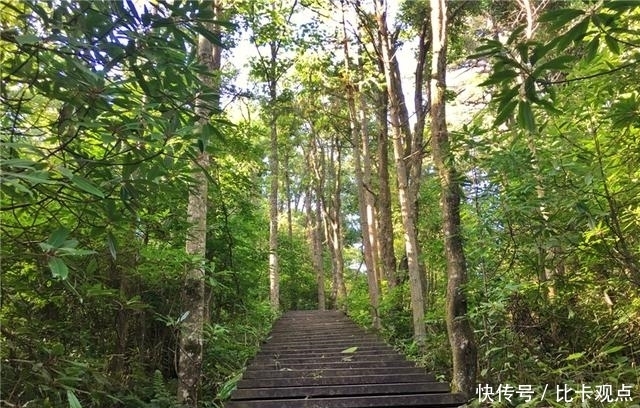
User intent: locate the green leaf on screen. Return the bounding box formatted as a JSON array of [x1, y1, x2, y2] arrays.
[[13, 172, 57, 185], [56, 248, 96, 256], [107, 232, 118, 260], [533, 55, 576, 77], [494, 99, 518, 128], [15, 33, 40, 45], [556, 18, 590, 51], [537, 98, 563, 114], [539, 8, 585, 30], [48, 228, 70, 248], [67, 389, 82, 408], [506, 25, 526, 45], [516, 43, 529, 65], [70, 175, 105, 198], [584, 36, 600, 62], [604, 35, 620, 54], [1, 158, 38, 168], [603, 1, 639, 12], [523, 77, 538, 102], [480, 69, 518, 87], [468, 40, 502, 59], [341, 346, 358, 354], [517, 101, 536, 133], [48, 257, 70, 280], [193, 23, 223, 47], [600, 345, 625, 355], [131, 66, 152, 95], [565, 352, 585, 361]]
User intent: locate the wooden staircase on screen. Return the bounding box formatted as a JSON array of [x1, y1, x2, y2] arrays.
[[224, 310, 467, 407]]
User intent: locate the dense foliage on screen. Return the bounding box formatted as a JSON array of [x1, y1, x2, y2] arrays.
[[2, 0, 639, 407], [1, 1, 273, 406]]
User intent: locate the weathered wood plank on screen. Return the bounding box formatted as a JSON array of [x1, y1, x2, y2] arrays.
[[223, 311, 465, 408], [237, 373, 433, 388], [241, 366, 429, 379], [226, 393, 467, 407], [232, 382, 452, 399]]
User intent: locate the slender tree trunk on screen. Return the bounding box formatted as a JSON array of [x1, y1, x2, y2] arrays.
[[517, 0, 557, 299], [429, 0, 477, 397], [326, 139, 347, 309], [341, 3, 380, 328], [268, 38, 280, 311], [360, 96, 383, 293], [307, 127, 328, 310], [284, 152, 293, 240], [375, 86, 397, 287], [305, 185, 326, 310], [178, 3, 222, 403], [376, 0, 426, 347]]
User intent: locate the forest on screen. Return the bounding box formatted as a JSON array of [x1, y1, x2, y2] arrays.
[[1, 0, 639, 407]]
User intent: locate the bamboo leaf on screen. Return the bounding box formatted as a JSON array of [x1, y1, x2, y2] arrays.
[[341, 346, 358, 354], [600, 345, 625, 355], [70, 175, 105, 198], [194, 23, 223, 47], [517, 101, 536, 133], [494, 100, 518, 127], [67, 389, 82, 408], [107, 232, 118, 261]]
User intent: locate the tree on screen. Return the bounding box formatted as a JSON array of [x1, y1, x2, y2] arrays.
[[374, 0, 427, 347], [1, 1, 245, 406], [341, 0, 381, 329], [239, 0, 301, 311], [177, 0, 224, 404], [429, 0, 477, 396]]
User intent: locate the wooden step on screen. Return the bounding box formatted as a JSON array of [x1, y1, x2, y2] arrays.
[[224, 310, 466, 408]]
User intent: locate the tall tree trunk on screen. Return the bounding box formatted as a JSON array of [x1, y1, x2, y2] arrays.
[[375, 85, 397, 287], [305, 184, 326, 310], [376, 0, 426, 347], [309, 124, 346, 310], [284, 152, 293, 240], [341, 2, 380, 328], [268, 38, 280, 311], [429, 0, 477, 397], [307, 127, 328, 310], [517, 0, 558, 300], [325, 138, 347, 309], [178, 2, 222, 404]]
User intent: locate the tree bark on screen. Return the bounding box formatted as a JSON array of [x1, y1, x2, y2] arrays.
[[429, 0, 477, 397], [268, 38, 280, 311], [341, 2, 381, 328], [376, 0, 426, 347], [325, 138, 348, 309], [305, 138, 326, 310], [178, 2, 222, 404], [375, 84, 397, 287]]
